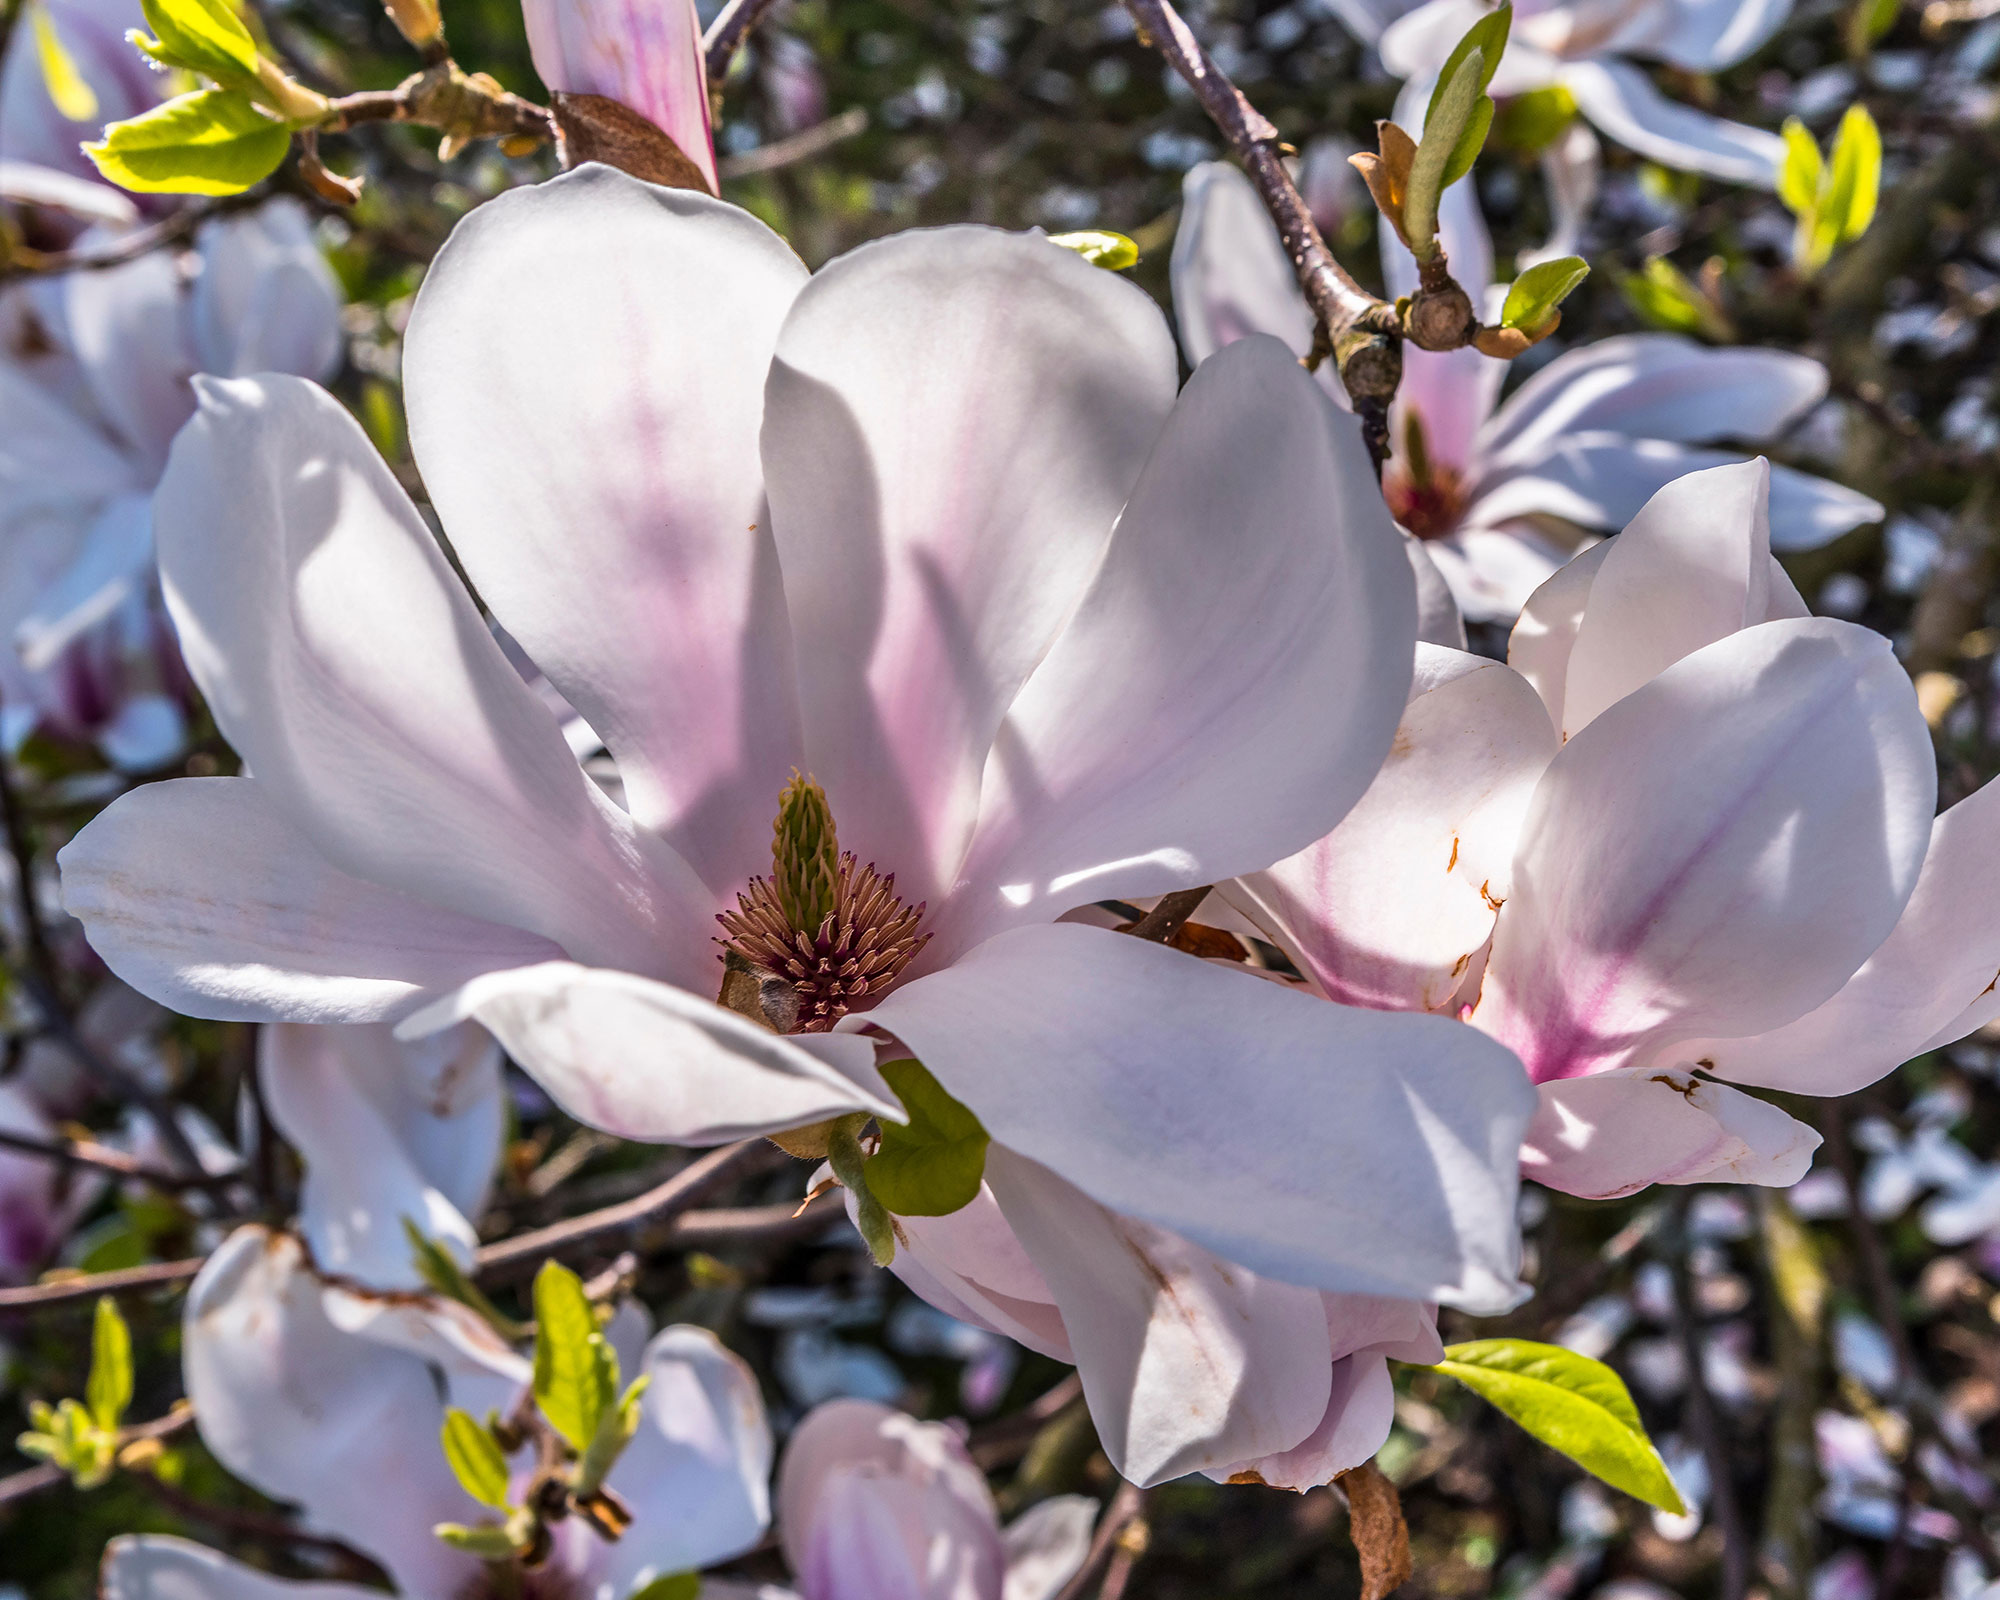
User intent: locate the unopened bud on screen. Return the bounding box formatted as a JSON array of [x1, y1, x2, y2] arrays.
[[383, 0, 444, 49]]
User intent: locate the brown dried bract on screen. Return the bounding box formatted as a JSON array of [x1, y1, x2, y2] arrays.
[[1337, 1461, 1413, 1600], [1350, 121, 1419, 247], [552, 93, 714, 194]]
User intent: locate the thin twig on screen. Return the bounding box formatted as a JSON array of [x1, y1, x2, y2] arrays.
[[0, 1126, 236, 1190], [703, 0, 789, 80], [0, 1405, 197, 1506], [1667, 1191, 1750, 1600], [0, 1257, 205, 1312], [1053, 1483, 1147, 1600], [718, 107, 869, 179], [0, 196, 254, 284]]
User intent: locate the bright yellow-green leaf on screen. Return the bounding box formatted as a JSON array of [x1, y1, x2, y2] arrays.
[[1826, 102, 1881, 242], [1618, 256, 1728, 341], [404, 1217, 532, 1341], [1846, 0, 1899, 55], [1501, 255, 1590, 335], [532, 1260, 616, 1453], [1425, 5, 1510, 129], [1776, 117, 1822, 218], [627, 1575, 702, 1600], [434, 1520, 527, 1559], [87, 1297, 133, 1434], [31, 4, 98, 122], [1405, 45, 1488, 254], [440, 1408, 512, 1510], [1048, 230, 1140, 270], [85, 89, 290, 195], [1432, 1340, 1686, 1513], [865, 1059, 990, 1218], [575, 1374, 650, 1498], [130, 0, 259, 90]]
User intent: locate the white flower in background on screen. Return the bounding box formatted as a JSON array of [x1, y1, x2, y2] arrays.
[[1173, 162, 1882, 622], [0, 1081, 100, 1281], [0, 0, 159, 231], [524, 0, 718, 191], [1379, 0, 1793, 186], [99, 1226, 772, 1600], [773, 1398, 1098, 1600], [61, 163, 1536, 1484], [1222, 459, 1988, 1201], [0, 200, 342, 768]]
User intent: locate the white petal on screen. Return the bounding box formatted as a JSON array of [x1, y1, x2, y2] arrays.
[[1530, 122, 1602, 266], [1521, 1069, 1819, 1198], [1475, 619, 1936, 1083], [1633, 0, 1797, 71], [14, 489, 153, 672], [946, 336, 1415, 951], [862, 923, 1533, 1309], [404, 167, 807, 894], [1002, 1497, 1098, 1600], [1506, 539, 1614, 731], [154, 373, 712, 984], [763, 224, 1179, 911], [190, 200, 343, 381], [883, 1184, 1074, 1362], [60, 776, 563, 1024], [0, 160, 137, 225], [61, 241, 193, 476], [103, 1536, 387, 1600], [1559, 59, 1784, 186], [1423, 523, 1589, 626], [260, 1021, 502, 1289], [1406, 534, 1469, 648], [1170, 162, 1316, 368], [1226, 644, 1555, 1012], [1205, 1352, 1396, 1490], [404, 960, 895, 1143]]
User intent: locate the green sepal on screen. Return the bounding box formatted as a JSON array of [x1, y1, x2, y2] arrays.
[[1429, 1339, 1687, 1513], [864, 1059, 989, 1218], [440, 1407, 513, 1510], [826, 1115, 895, 1267], [87, 1296, 133, 1434], [532, 1260, 618, 1453], [1048, 230, 1140, 270], [627, 1575, 702, 1600], [1500, 255, 1589, 336], [84, 88, 290, 195]]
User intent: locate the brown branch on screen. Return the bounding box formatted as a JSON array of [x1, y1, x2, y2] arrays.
[[0, 1126, 236, 1191], [1116, 0, 1399, 458], [0, 195, 259, 284], [320, 62, 554, 143], [703, 0, 789, 81], [0, 1256, 205, 1312], [718, 107, 869, 179]]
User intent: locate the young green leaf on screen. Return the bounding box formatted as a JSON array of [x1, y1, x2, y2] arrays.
[[865, 1059, 990, 1218], [626, 1575, 702, 1600], [1776, 117, 1822, 218], [1618, 256, 1730, 341], [575, 1374, 651, 1498], [87, 1297, 133, 1434], [85, 89, 291, 195], [1048, 230, 1140, 270], [1424, 5, 1511, 129], [440, 1408, 513, 1510], [532, 1260, 616, 1453], [434, 1519, 529, 1559], [404, 1218, 533, 1341], [1432, 1339, 1686, 1513], [130, 0, 260, 90], [1404, 45, 1487, 256], [31, 3, 99, 122], [1501, 255, 1590, 336], [1825, 103, 1880, 243]]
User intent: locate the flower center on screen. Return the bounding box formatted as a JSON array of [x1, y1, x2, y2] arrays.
[[1382, 409, 1466, 541], [716, 773, 930, 1033]]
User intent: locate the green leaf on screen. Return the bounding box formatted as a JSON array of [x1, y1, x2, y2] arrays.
[[1846, 0, 1899, 55], [440, 1408, 513, 1510], [31, 3, 98, 121], [1405, 45, 1487, 254], [1618, 256, 1728, 341], [1048, 230, 1140, 270], [533, 1260, 616, 1453], [85, 89, 290, 195], [87, 1297, 133, 1433], [1432, 1339, 1686, 1513], [1501, 255, 1589, 335], [1776, 117, 1822, 219], [1424, 5, 1511, 129], [865, 1059, 990, 1218], [435, 1520, 527, 1559], [130, 0, 259, 89], [627, 1575, 702, 1600], [1825, 103, 1880, 243], [1439, 92, 1495, 190], [404, 1218, 533, 1342], [575, 1374, 650, 1498]]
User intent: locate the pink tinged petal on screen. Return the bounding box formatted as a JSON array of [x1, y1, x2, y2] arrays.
[[1000, 1499, 1097, 1600], [61, 243, 195, 477], [154, 374, 713, 985], [598, 1326, 774, 1586], [1507, 539, 1614, 731], [184, 1227, 489, 1597], [190, 200, 343, 382], [1521, 1069, 1819, 1198], [1170, 162, 1317, 367], [1325, 1292, 1445, 1365], [103, 1536, 389, 1600], [984, 1147, 1334, 1488], [862, 924, 1534, 1310], [1227, 644, 1556, 1014], [524, 0, 717, 189], [1205, 1353, 1397, 1490], [947, 336, 1415, 948], [1477, 335, 1829, 469], [403, 167, 806, 895], [1558, 59, 1784, 186], [401, 961, 896, 1143], [1421, 523, 1589, 626], [1559, 460, 1804, 737], [780, 1400, 1005, 1600], [1475, 619, 1936, 1085], [259, 1021, 502, 1290], [59, 776, 564, 1024], [882, 1184, 1074, 1362], [762, 225, 1179, 912], [1689, 774, 2000, 1094]]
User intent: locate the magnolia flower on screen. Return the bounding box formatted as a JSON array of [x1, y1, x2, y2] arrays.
[[1379, 0, 1792, 186], [1172, 162, 1880, 622], [0, 1081, 97, 1280], [1222, 459, 1982, 1200], [62, 165, 1535, 1479], [101, 1225, 772, 1600], [0, 0, 158, 231], [773, 1398, 1098, 1600], [524, 0, 719, 191], [0, 200, 341, 766]]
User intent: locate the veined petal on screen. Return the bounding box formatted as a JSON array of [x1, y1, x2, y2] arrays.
[[880, 1184, 1074, 1362], [402, 961, 896, 1143], [1559, 59, 1785, 187], [762, 224, 1179, 912], [861, 923, 1533, 1309], [154, 374, 712, 984], [1170, 162, 1317, 368], [103, 1537, 388, 1600], [1226, 645, 1555, 1013], [404, 167, 807, 895], [946, 336, 1414, 952], [60, 777, 564, 1024], [1475, 619, 1936, 1084]]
